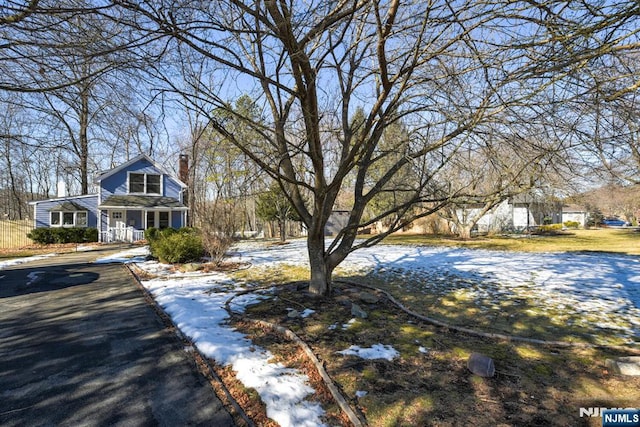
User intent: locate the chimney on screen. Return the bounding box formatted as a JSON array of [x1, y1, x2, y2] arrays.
[[57, 180, 66, 198], [179, 154, 189, 184]]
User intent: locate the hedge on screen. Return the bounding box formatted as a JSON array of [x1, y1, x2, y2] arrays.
[[27, 227, 99, 244]]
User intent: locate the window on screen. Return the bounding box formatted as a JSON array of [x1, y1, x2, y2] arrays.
[[51, 212, 61, 226], [50, 211, 88, 227], [76, 212, 88, 227], [129, 172, 161, 194], [159, 211, 169, 229], [146, 211, 155, 229], [147, 174, 161, 194], [145, 211, 170, 229], [129, 173, 145, 193], [63, 212, 74, 226]]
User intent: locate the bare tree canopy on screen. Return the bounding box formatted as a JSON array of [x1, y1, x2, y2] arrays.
[[3, 1, 640, 294], [1, 1, 170, 197], [97, 0, 640, 295], [0, 0, 160, 92]]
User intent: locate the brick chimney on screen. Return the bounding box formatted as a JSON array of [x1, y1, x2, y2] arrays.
[[178, 154, 189, 184]]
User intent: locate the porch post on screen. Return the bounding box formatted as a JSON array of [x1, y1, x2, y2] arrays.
[[98, 209, 102, 242]]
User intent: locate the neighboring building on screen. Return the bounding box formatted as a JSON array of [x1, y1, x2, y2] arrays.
[[464, 201, 513, 233], [325, 210, 350, 236], [30, 154, 188, 243], [452, 195, 564, 234], [506, 194, 563, 229], [561, 204, 588, 227]]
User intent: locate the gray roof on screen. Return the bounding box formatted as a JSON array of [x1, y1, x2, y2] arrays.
[[562, 204, 586, 213], [98, 195, 187, 209], [48, 201, 86, 211]]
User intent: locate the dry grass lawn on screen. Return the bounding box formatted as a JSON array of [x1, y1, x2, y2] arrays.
[[226, 231, 640, 426], [379, 228, 640, 255], [233, 277, 639, 427]]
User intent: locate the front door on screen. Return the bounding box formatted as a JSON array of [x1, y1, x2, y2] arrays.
[[109, 210, 125, 228]]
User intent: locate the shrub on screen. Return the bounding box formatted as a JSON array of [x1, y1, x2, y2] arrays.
[[144, 227, 160, 254], [54, 227, 85, 243], [201, 229, 234, 265], [147, 227, 204, 264], [536, 223, 563, 234], [144, 227, 160, 242], [160, 227, 178, 237], [84, 227, 98, 242], [27, 228, 55, 244], [563, 220, 580, 229], [27, 227, 99, 244]]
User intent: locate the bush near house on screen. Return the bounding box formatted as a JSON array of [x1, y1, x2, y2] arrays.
[[27, 227, 99, 245], [536, 223, 563, 234], [563, 220, 580, 229], [145, 227, 204, 264]]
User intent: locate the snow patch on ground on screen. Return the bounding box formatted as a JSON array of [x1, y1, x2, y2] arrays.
[[94, 246, 150, 264], [231, 239, 640, 342], [300, 308, 315, 318], [338, 344, 400, 361], [125, 257, 327, 427], [0, 253, 57, 270]]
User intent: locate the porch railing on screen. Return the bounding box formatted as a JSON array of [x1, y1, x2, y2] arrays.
[[101, 226, 145, 243]]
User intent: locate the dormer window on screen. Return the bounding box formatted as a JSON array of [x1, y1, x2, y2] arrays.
[[129, 173, 161, 194]]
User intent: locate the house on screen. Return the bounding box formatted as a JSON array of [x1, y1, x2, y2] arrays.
[[561, 204, 588, 227], [450, 194, 564, 234], [30, 154, 188, 243], [508, 194, 563, 228]]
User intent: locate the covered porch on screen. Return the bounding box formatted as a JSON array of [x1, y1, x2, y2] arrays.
[[98, 196, 188, 243]]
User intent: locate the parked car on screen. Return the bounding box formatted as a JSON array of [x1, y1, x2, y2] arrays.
[[602, 218, 629, 227]]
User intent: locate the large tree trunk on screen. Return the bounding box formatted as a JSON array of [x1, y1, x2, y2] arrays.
[[4, 140, 24, 219], [307, 231, 332, 296], [279, 218, 286, 242], [458, 224, 473, 240]]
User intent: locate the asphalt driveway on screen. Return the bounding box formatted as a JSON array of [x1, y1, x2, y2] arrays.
[[0, 248, 235, 426]]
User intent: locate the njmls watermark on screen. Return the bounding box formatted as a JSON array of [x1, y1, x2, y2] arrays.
[[580, 408, 640, 427]]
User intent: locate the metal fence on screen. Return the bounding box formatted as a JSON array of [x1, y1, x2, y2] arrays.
[[0, 219, 34, 249]]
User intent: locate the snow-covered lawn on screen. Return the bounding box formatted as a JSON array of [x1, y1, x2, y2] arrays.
[[230, 240, 640, 342], [90, 239, 640, 426]]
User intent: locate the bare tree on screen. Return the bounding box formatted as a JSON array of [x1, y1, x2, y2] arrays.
[[0, 0, 40, 25], [437, 129, 560, 239], [103, 0, 640, 295], [0, 1, 158, 93], [2, 1, 166, 193], [0, 94, 57, 218]]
